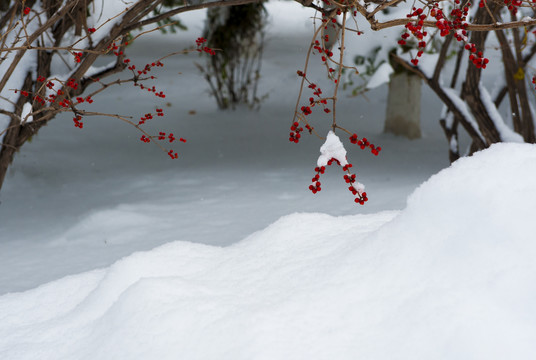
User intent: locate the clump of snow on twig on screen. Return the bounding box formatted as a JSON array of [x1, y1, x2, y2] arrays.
[[317, 131, 349, 167]]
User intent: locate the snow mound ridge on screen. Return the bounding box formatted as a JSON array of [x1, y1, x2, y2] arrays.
[[405, 142, 536, 241], [0, 143, 535, 359]]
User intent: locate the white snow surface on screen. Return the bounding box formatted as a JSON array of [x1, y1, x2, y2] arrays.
[[418, 53, 440, 79], [366, 62, 393, 89], [479, 84, 524, 142], [1, 143, 536, 359], [21, 102, 34, 124], [86, 0, 129, 44], [443, 86, 485, 141]]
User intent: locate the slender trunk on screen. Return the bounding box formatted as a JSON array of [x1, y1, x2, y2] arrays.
[[384, 71, 422, 139], [461, 4, 502, 149]]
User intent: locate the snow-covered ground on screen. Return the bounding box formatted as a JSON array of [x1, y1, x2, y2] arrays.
[[1, 2, 535, 359], [1, 143, 535, 359]]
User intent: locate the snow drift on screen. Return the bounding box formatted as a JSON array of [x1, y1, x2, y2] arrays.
[[1, 143, 535, 359]]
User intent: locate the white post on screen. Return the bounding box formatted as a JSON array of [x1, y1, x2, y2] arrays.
[[384, 71, 422, 139]]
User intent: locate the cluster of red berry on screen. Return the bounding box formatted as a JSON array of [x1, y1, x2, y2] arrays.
[[13, 29, 227, 163], [399, 2, 489, 69], [503, 0, 523, 14], [289, 121, 303, 143], [310, 96, 330, 114], [313, 39, 334, 60], [128, 59, 167, 98], [140, 135, 151, 143], [349, 134, 381, 156], [195, 37, 216, 55], [73, 116, 83, 129], [399, 7, 429, 65], [18, 76, 92, 109], [308, 159, 368, 205], [75, 96, 93, 104], [309, 165, 325, 194], [73, 52, 83, 63], [296, 75, 331, 121], [167, 150, 178, 159]]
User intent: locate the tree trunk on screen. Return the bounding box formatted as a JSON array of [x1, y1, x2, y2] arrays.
[[384, 71, 422, 139]]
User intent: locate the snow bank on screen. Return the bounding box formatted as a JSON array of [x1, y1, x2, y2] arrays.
[[1, 143, 536, 359], [366, 62, 393, 89]]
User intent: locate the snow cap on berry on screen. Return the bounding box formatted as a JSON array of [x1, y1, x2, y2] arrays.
[[317, 131, 349, 167], [351, 181, 365, 195]]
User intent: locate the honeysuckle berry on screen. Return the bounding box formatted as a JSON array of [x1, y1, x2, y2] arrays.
[[33, 95, 45, 105], [343, 174, 356, 183], [289, 132, 301, 143], [309, 182, 321, 194], [355, 195, 367, 205], [327, 158, 341, 166], [66, 78, 78, 89], [73, 116, 83, 128], [140, 135, 150, 143], [301, 106, 312, 115]]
